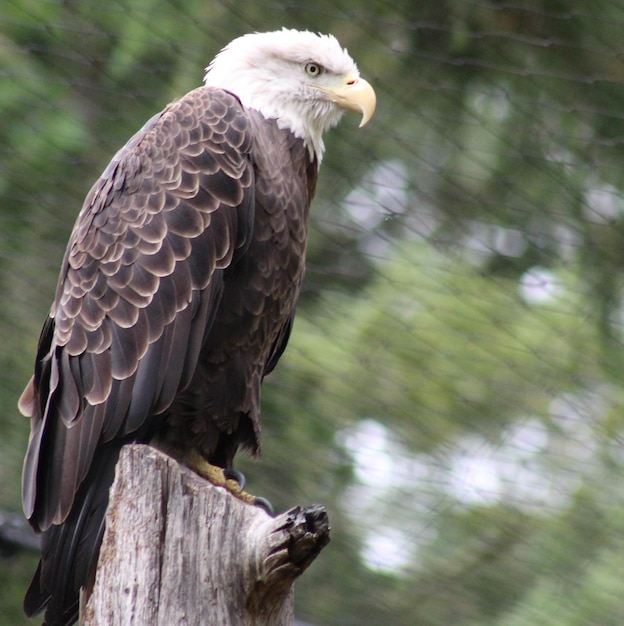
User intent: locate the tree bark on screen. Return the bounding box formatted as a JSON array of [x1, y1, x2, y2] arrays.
[[80, 444, 330, 626]]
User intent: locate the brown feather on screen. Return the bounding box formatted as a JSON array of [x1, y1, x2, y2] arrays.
[[22, 85, 317, 625]]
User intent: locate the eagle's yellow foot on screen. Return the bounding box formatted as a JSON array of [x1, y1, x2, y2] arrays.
[[185, 449, 273, 514]]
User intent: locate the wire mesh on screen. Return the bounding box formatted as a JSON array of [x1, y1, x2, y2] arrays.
[[2, 1, 624, 624]]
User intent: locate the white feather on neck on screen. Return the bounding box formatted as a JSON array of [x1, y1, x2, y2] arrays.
[[203, 29, 358, 162]]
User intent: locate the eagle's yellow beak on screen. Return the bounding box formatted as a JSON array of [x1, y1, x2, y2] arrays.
[[316, 74, 376, 127]]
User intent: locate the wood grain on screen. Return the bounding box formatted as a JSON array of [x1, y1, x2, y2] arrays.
[[80, 445, 330, 625]]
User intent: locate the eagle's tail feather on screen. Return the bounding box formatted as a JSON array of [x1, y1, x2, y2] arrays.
[[24, 441, 122, 626]]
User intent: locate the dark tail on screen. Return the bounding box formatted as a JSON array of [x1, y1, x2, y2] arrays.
[[24, 441, 123, 626]]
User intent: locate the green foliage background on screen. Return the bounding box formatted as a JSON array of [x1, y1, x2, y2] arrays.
[[3, 1, 624, 624]]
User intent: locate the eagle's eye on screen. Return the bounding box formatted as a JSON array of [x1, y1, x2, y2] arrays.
[[304, 62, 322, 77]]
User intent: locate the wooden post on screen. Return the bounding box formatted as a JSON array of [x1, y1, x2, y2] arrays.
[[80, 444, 330, 626]]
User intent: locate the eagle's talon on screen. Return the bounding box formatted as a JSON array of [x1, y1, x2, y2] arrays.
[[253, 496, 275, 516], [223, 468, 246, 490]]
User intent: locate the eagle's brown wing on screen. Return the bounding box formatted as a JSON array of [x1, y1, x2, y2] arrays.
[[21, 86, 255, 535]]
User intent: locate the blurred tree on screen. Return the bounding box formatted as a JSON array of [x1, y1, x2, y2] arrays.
[[4, 1, 624, 625]]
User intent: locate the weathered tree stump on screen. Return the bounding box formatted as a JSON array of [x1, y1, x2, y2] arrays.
[[80, 444, 330, 625]]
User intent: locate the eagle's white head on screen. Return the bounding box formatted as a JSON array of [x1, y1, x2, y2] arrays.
[[204, 28, 376, 161]]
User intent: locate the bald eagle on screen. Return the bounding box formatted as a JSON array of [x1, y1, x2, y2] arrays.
[[20, 28, 375, 625]]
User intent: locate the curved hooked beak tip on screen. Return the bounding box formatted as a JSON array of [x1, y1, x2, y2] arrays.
[[319, 74, 376, 127]]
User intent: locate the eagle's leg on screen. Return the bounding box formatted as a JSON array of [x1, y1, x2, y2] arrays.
[[184, 448, 254, 502], [184, 449, 274, 514]]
